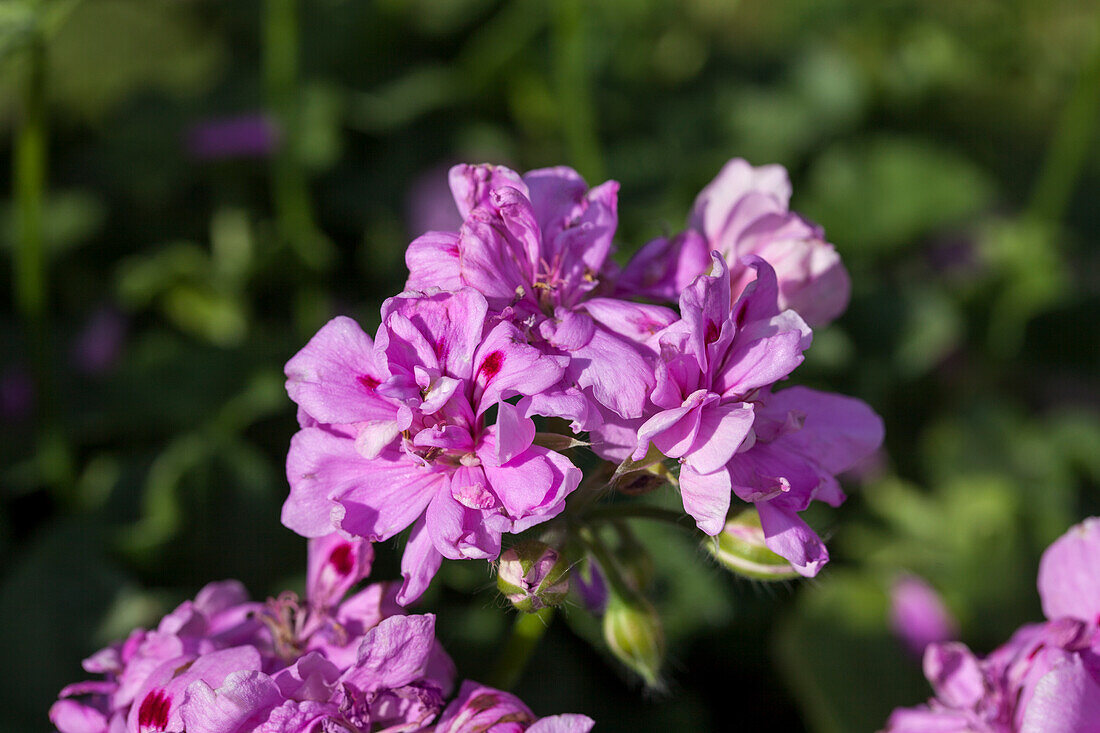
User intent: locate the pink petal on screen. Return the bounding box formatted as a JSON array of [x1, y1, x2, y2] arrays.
[[568, 326, 654, 420], [405, 231, 463, 292], [284, 316, 396, 426], [399, 516, 444, 606], [678, 464, 733, 536], [683, 400, 755, 475], [581, 297, 677, 346], [346, 614, 436, 692], [755, 500, 829, 577], [762, 387, 885, 474], [449, 163, 527, 219], [1038, 517, 1100, 625], [284, 430, 439, 540], [381, 289, 488, 381], [473, 322, 565, 415]]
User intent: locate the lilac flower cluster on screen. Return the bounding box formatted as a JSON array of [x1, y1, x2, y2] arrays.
[[884, 517, 1100, 732], [51, 535, 591, 733], [282, 159, 883, 601]]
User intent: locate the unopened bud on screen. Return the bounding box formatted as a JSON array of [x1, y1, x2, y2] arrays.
[[497, 541, 570, 613], [603, 593, 665, 687], [704, 509, 800, 581]]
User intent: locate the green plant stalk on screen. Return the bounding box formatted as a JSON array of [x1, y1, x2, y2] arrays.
[[487, 606, 554, 690], [552, 0, 605, 182], [14, 34, 76, 497], [263, 0, 331, 270], [14, 37, 46, 364], [1026, 17, 1100, 225]]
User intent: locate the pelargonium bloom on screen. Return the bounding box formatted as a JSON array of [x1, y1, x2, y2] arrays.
[[282, 287, 582, 604], [890, 574, 959, 657], [404, 163, 678, 426], [618, 158, 850, 327], [615, 253, 882, 575], [181, 614, 453, 733], [432, 680, 594, 733], [884, 517, 1100, 733], [49, 535, 416, 733]]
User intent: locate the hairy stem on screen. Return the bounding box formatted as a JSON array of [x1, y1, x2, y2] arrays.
[[487, 607, 554, 691]]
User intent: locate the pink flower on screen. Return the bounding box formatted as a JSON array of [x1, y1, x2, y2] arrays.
[[404, 164, 677, 426], [49, 536, 436, 733], [282, 288, 582, 604], [432, 680, 594, 733], [885, 517, 1100, 732], [619, 158, 850, 327], [890, 575, 959, 657], [615, 254, 881, 576]]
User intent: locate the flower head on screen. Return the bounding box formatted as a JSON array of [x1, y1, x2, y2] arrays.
[[282, 288, 582, 604], [619, 158, 850, 327], [433, 680, 594, 733], [404, 163, 678, 425], [885, 517, 1100, 732]]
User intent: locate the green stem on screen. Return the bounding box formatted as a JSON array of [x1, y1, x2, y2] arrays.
[[14, 36, 47, 360], [582, 503, 694, 528], [552, 0, 604, 181], [577, 525, 638, 601], [487, 607, 554, 690], [1026, 17, 1100, 225], [263, 0, 332, 270]]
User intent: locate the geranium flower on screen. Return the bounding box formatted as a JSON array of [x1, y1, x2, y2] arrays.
[[282, 288, 582, 604], [885, 517, 1100, 732], [618, 158, 850, 327], [404, 163, 677, 427]]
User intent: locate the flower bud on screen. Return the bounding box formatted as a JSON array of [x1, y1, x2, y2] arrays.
[[497, 541, 570, 613], [704, 509, 801, 581], [602, 593, 665, 687], [574, 557, 608, 615]]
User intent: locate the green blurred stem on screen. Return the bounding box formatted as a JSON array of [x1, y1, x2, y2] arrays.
[[263, 0, 331, 270], [582, 504, 693, 528], [1026, 19, 1100, 224], [552, 0, 604, 181], [14, 34, 74, 496], [487, 607, 554, 691], [14, 37, 46, 355], [577, 525, 639, 601]]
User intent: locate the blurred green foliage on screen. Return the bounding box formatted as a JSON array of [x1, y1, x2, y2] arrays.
[[1, 0, 1099, 731]]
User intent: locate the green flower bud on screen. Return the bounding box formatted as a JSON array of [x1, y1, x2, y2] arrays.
[[497, 540, 570, 613], [704, 508, 801, 581], [602, 593, 665, 687]]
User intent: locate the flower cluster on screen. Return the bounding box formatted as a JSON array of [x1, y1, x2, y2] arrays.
[[884, 517, 1100, 732], [282, 159, 883, 606], [51, 535, 591, 733]]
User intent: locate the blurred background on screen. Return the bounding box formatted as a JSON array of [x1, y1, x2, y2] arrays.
[[2, 0, 1099, 730]]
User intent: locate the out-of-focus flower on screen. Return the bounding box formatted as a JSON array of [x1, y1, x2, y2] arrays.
[[433, 680, 594, 733], [1038, 516, 1100, 626], [0, 366, 34, 421], [619, 158, 850, 327], [71, 306, 127, 375], [282, 289, 582, 605], [574, 557, 608, 615], [497, 541, 571, 613], [186, 114, 281, 160], [884, 517, 1100, 732], [49, 536, 442, 733], [889, 575, 958, 657]]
